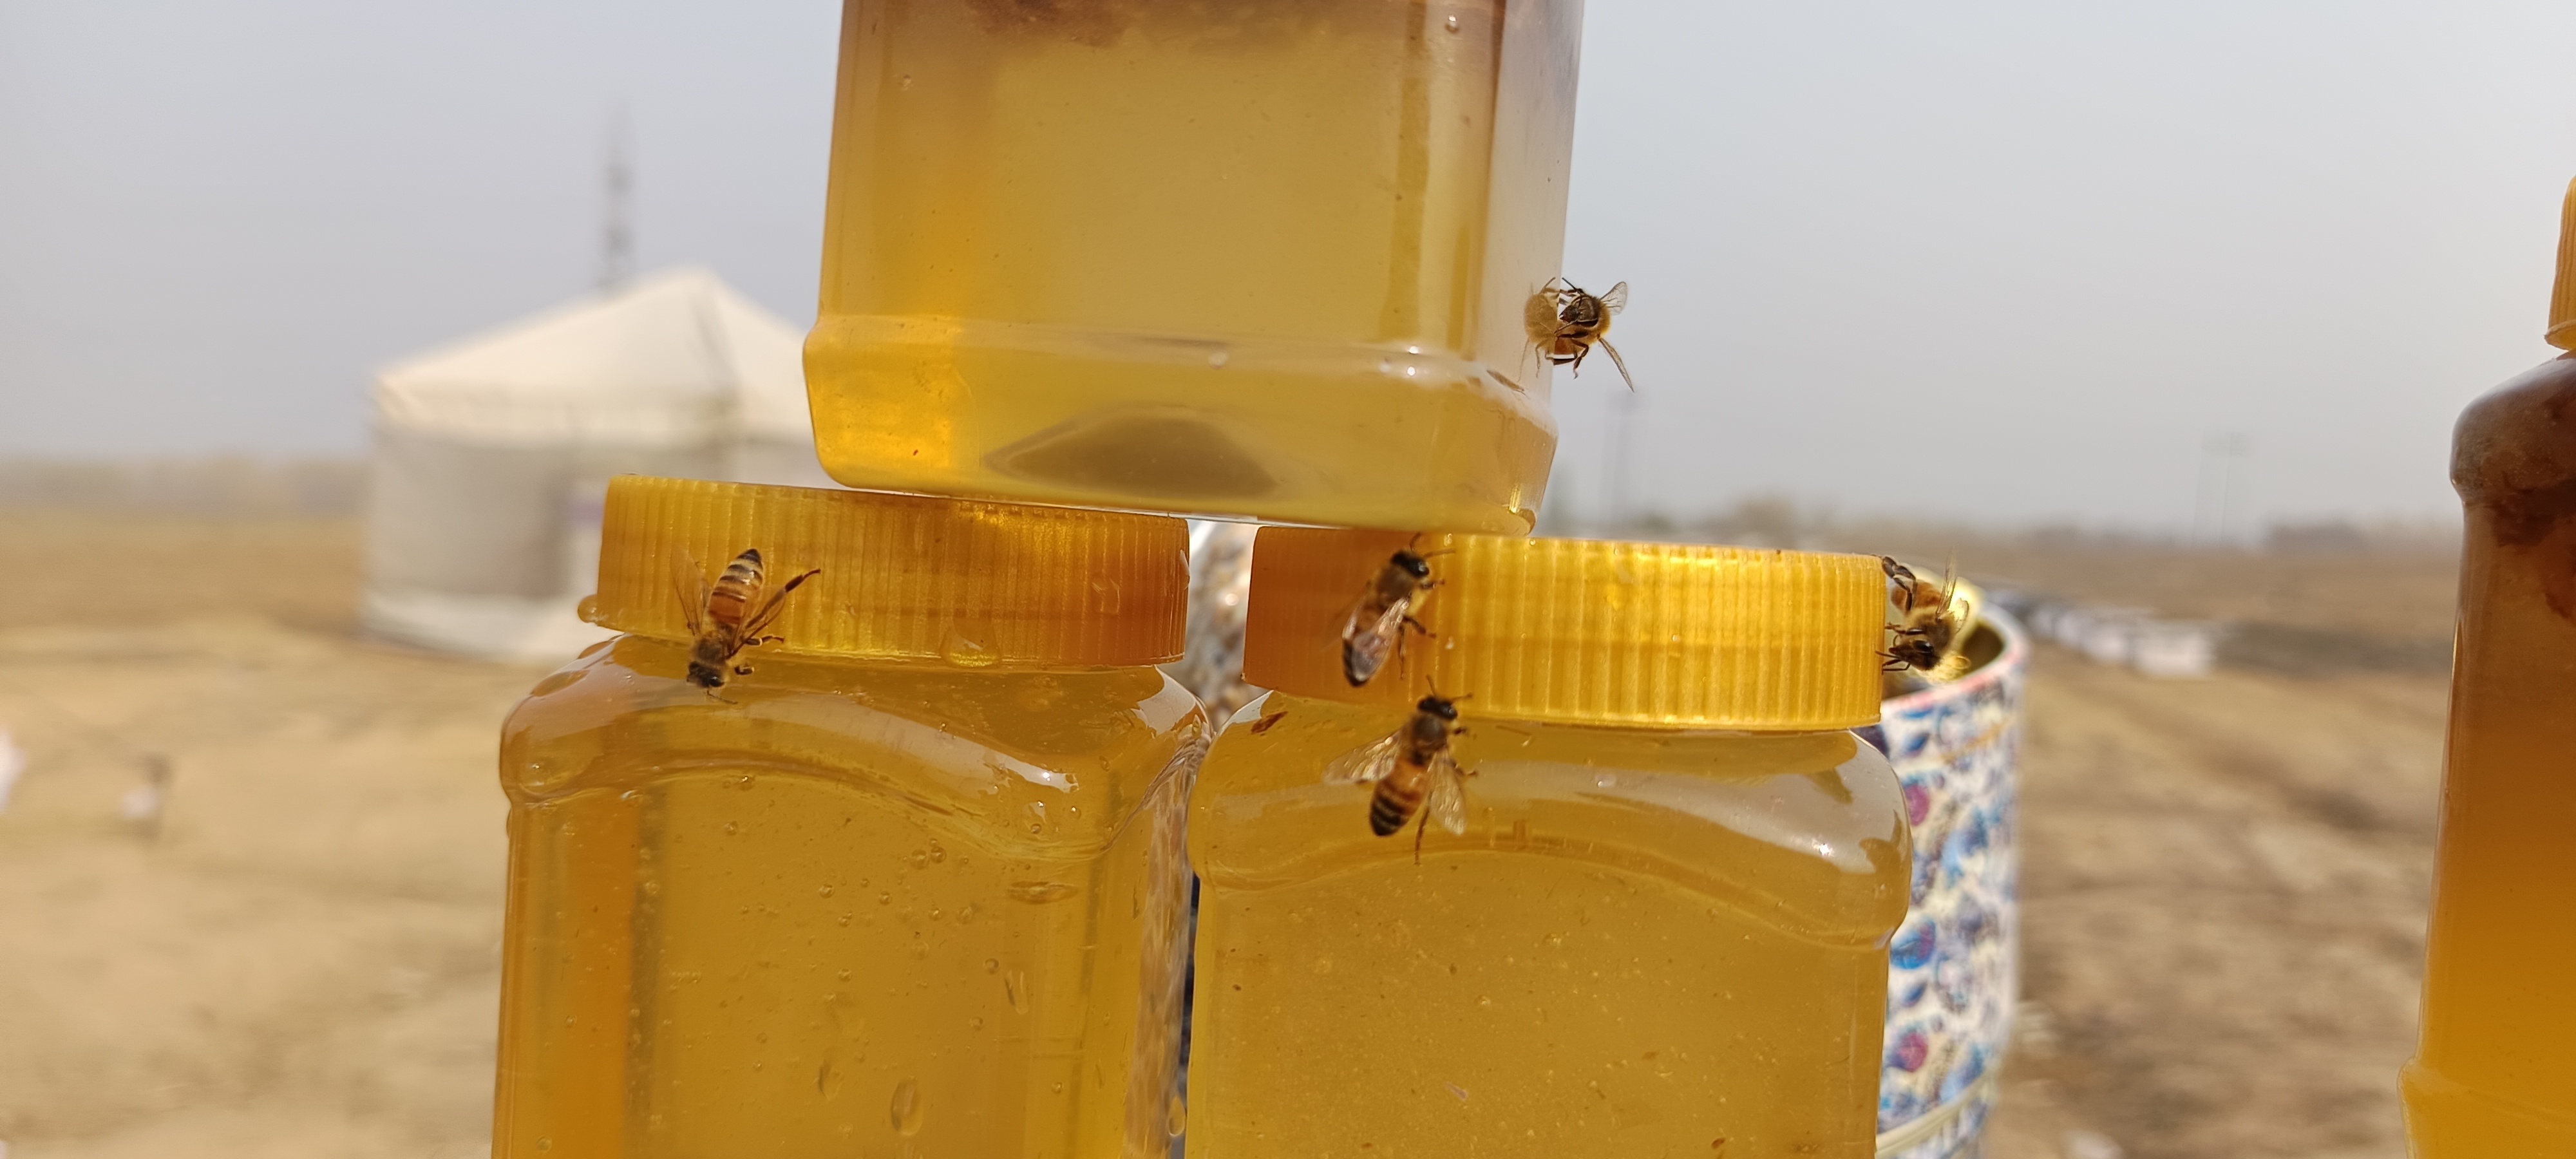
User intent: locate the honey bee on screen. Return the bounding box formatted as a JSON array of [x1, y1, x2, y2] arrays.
[[1339, 537, 1443, 686], [1323, 693, 1474, 859], [678, 548, 820, 690], [1882, 556, 1966, 672], [1526, 278, 1634, 390]]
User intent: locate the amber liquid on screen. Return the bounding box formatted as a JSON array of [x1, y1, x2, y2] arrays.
[[1186, 693, 1911, 1158], [492, 637, 1204, 1159], [808, 0, 1582, 531], [2403, 355, 2576, 1153]]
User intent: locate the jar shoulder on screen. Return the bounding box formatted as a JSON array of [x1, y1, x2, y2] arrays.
[[1193, 692, 1911, 944], [500, 636, 1205, 850], [2454, 354, 2576, 514]]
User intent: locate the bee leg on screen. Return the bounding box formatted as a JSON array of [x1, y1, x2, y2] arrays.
[[734, 664, 753, 676], [1414, 810, 1430, 865], [1393, 617, 1436, 681]]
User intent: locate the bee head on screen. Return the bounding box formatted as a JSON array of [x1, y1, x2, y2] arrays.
[[1393, 550, 1432, 580], [1417, 695, 1459, 720]]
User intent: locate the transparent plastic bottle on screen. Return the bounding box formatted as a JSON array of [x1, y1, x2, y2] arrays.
[[807, 0, 1586, 532], [491, 477, 1206, 1159], [1186, 529, 1911, 1158], [2403, 177, 2576, 1154]]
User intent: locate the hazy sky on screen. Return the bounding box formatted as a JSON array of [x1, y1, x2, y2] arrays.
[[5, 2, 2573, 531]]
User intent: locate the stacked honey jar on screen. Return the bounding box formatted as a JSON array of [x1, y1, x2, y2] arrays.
[[491, 5, 1915, 1157]]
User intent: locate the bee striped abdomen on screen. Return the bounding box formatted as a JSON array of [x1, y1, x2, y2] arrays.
[[1368, 766, 1425, 836], [707, 549, 765, 628]]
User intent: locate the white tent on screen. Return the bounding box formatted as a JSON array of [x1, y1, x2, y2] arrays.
[[363, 267, 837, 661]]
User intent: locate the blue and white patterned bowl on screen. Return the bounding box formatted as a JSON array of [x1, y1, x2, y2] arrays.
[[1859, 609, 2027, 1159]]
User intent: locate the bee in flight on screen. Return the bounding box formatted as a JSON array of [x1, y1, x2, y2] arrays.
[[1324, 693, 1474, 860], [1881, 556, 1966, 672], [1340, 537, 1444, 686], [677, 548, 820, 690], [1526, 277, 1634, 390]]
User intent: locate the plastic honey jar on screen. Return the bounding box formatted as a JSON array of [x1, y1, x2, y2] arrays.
[[806, 0, 1586, 533], [491, 476, 1205, 1159], [1186, 529, 1912, 1158], [2403, 177, 2576, 1154]]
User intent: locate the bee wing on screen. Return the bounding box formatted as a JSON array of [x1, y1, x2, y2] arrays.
[[672, 554, 710, 635], [1597, 281, 1629, 314], [1598, 337, 1636, 391], [1340, 593, 1411, 685], [1322, 734, 1403, 786], [742, 567, 821, 639], [1424, 750, 1470, 835]]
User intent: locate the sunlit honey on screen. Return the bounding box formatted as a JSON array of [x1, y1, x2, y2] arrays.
[[806, 0, 1584, 532], [491, 636, 1204, 1159]]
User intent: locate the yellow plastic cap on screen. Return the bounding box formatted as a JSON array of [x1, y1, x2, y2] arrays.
[[583, 476, 1188, 667], [2552, 176, 2576, 351], [1242, 528, 1887, 730]]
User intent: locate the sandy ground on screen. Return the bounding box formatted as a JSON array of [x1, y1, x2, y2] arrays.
[[1980, 660, 2443, 1159], [0, 514, 2452, 1158], [0, 515, 537, 1158]]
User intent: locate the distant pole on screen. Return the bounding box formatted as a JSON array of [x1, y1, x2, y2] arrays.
[[2221, 434, 2250, 547], [2197, 433, 2250, 546], [2193, 438, 2217, 542], [601, 108, 634, 290]]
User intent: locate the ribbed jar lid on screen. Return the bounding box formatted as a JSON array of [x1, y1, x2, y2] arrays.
[[1242, 527, 1886, 730], [583, 476, 1188, 667]]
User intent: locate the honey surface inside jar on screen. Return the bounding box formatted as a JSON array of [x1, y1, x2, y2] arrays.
[[492, 638, 1201, 1159], [808, 0, 1581, 531], [1186, 693, 1910, 1159]]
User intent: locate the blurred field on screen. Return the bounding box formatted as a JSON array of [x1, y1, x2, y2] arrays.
[[1980, 659, 2443, 1159], [0, 512, 533, 1158], [0, 512, 2453, 1158]]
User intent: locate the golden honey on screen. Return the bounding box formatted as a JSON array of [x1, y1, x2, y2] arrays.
[[1184, 529, 1911, 1158], [489, 479, 1204, 1159], [2401, 354, 2576, 1152], [807, 0, 1584, 532]]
